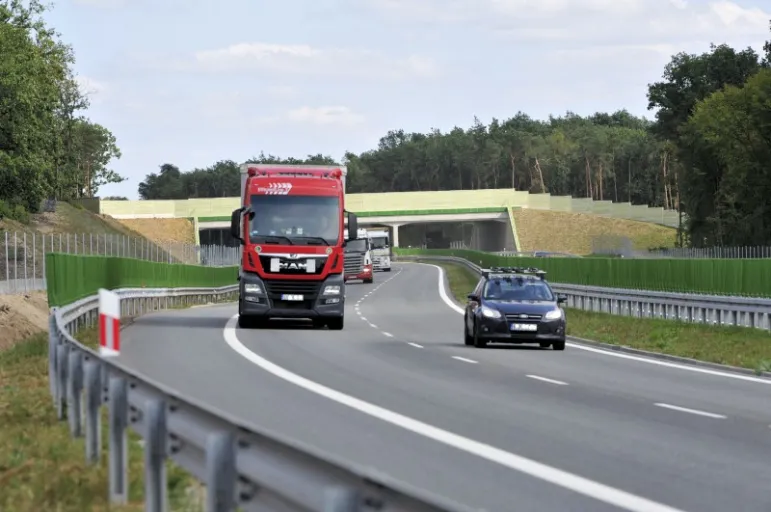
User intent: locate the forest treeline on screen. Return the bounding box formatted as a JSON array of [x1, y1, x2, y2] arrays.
[[0, 0, 123, 222], [138, 29, 771, 247]]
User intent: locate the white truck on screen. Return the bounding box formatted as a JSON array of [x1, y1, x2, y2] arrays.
[[366, 228, 392, 272]]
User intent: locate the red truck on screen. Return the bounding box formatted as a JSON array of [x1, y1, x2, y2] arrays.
[[229, 163, 358, 330]]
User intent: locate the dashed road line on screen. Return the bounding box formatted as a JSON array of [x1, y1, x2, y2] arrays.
[[408, 342, 423, 348], [526, 374, 568, 386], [653, 403, 726, 419], [452, 356, 478, 364], [383, 332, 393, 337]]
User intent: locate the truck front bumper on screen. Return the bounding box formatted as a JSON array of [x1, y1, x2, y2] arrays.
[[239, 272, 344, 319]]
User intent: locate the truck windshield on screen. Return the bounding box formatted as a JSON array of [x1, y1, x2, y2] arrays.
[[370, 236, 389, 249], [249, 195, 340, 245], [345, 239, 368, 252]]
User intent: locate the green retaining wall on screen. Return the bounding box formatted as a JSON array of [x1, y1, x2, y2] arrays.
[[394, 248, 771, 298], [46, 253, 238, 307]]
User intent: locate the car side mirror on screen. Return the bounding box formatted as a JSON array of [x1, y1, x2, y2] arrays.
[[557, 294, 567, 304], [347, 211, 358, 239], [467, 293, 479, 302]]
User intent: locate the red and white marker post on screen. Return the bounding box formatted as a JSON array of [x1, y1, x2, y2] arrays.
[[98, 288, 121, 357]]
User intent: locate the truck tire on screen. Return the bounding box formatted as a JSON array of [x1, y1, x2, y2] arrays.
[[327, 316, 344, 330], [364, 277, 373, 284]]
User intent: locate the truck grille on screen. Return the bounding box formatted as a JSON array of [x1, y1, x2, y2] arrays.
[[344, 254, 363, 274], [258, 255, 326, 276], [264, 280, 322, 299]]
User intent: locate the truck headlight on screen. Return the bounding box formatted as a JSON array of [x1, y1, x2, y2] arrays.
[[244, 283, 262, 294], [544, 308, 563, 320], [480, 306, 501, 318], [323, 285, 341, 295]]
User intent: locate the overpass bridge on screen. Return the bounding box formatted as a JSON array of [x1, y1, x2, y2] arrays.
[[96, 188, 678, 252]]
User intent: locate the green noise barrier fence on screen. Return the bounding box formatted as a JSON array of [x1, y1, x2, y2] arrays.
[[45, 253, 238, 307], [394, 248, 771, 298]]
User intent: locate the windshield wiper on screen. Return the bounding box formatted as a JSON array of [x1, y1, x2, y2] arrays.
[[255, 235, 293, 245], [290, 236, 329, 246]]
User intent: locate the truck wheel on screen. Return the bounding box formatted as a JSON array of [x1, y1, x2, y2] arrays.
[[327, 316, 344, 330], [364, 277, 374, 284], [238, 315, 253, 329]]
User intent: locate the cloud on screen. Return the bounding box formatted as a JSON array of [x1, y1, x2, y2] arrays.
[[286, 106, 365, 127], [189, 42, 439, 80], [364, 0, 770, 45]]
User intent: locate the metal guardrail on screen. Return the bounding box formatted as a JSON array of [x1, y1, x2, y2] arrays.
[[49, 284, 461, 512], [396, 255, 771, 331]]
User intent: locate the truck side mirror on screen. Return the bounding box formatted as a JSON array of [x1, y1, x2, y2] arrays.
[[230, 208, 243, 243], [348, 212, 358, 239]]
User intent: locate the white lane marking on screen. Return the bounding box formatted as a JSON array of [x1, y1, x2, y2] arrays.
[[360, 317, 367, 322], [416, 262, 771, 386], [224, 316, 684, 512], [527, 374, 568, 386], [382, 332, 393, 337], [408, 342, 423, 348], [452, 356, 478, 364], [654, 403, 726, 419], [369, 324, 378, 329]]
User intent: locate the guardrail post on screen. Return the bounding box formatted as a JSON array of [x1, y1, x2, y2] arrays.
[[84, 359, 102, 463], [205, 431, 236, 512], [67, 349, 84, 437], [48, 312, 58, 402], [56, 343, 69, 420], [144, 398, 168, 512], [109, 376, 129, 504], [323, 487, 359, 511]]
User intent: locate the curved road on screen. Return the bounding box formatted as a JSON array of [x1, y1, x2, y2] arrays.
[[116, 263, 771, 512]]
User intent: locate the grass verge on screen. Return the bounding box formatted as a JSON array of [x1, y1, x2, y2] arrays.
[[0, 326, 204, 511], [433, 260, 771, 374]]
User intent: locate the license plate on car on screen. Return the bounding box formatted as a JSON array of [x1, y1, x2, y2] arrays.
[[511, 323, 537, 332], [281, 294, 304, 301]]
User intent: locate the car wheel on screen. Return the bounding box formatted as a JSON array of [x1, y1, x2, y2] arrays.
[[552, 340, 566, 351], [539, 342, 550, 349], [464, 315, 474, 346], [473, 321, 487, 348]]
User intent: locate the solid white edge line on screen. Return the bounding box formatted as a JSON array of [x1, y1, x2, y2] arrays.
[[452, 356, 478, 364], [654, 403, 726, 419], [223, 315, 684, 512], [526, 374, 568, 386], [416, 262, 771, 385]]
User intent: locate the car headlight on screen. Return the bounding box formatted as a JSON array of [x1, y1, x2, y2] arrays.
[[244, 283, 262, 294], [544, 308, 563, 320], [480, 306, 501, 318], [323, 285, 341, 295]]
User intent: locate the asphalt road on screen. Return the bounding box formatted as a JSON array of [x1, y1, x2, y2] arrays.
[[116, 263, 771, 512]]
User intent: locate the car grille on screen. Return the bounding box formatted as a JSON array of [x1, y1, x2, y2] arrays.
[[264, 280, 322, 299], [505, 313, 543, 322], [344, 253, 363, 274]]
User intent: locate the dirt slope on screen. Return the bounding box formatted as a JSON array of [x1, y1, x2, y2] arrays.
[[513, 209, 677, 255]]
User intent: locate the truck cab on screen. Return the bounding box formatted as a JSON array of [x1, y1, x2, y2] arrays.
[[366, 228, 392, 272], [230, 163, 357, 330], [343, 228, 373, 284]]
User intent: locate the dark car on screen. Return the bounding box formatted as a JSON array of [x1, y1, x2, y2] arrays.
[[463, 267, 567, 350]]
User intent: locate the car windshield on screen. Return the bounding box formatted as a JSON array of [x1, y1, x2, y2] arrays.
[[370, 236, 389, 249], [483, 277, 554, 301], [345, 238, 368, 252], [249, 195, 339, 245]]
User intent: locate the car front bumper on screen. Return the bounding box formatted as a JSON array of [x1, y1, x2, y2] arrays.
[[344, 266, 373, 281], [476, 314, 566, 343]]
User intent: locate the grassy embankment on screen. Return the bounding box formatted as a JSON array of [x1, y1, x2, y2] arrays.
[[512, 208, 677, 255], [0, 326, 204, 511], [436, 260, 771, 374]]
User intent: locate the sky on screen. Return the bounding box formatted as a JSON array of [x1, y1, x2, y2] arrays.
[[45, 0, 771, 199]]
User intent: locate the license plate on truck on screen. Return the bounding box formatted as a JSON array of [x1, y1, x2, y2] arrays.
[[281, 294, 304, 301], [511, 323, 537, 332]]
